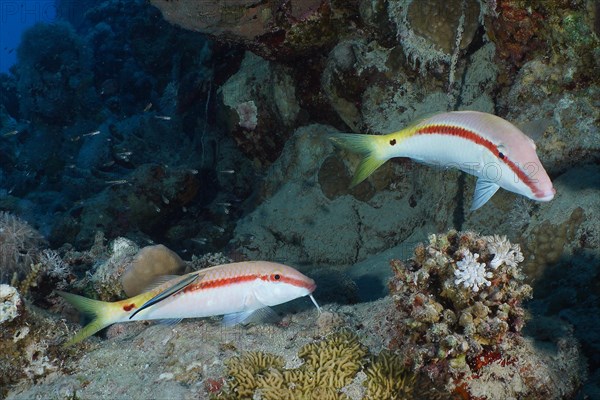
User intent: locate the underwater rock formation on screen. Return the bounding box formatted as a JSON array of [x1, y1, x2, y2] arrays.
[[386, 0, 480, 70], [231, 124, 458, 267], [218, 52, 301, 164], [387, 230, 585, 398], [0, 284, 68, 399], [89, 237, 139, 301], [149, 0, 355, 60]]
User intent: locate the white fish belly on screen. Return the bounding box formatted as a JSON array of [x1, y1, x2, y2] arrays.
[[397, 134, 488, 176], [128, 282, 262, 321]]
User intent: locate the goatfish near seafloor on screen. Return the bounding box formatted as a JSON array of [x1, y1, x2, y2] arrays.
[[58, 261, 320, 346], [330, 111, 556, 210]]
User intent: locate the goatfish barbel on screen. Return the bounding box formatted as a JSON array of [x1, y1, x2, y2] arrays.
[[330, 111, 555, 210], [58, 261, 320, 346]]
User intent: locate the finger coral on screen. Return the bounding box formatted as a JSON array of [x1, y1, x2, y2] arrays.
[[363, 350, 415, 400], [219, 330, 375, 399]]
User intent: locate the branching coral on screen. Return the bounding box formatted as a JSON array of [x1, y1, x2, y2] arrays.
[[454, 250, 492, 292], [484, 234, 524, 269]]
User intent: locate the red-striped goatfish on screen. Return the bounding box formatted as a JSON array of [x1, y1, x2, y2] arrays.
[[330, 111, 555, 210], [58, 261, 320, 346]]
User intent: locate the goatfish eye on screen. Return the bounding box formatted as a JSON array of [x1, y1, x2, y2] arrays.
[[272, 273, 281, 281]]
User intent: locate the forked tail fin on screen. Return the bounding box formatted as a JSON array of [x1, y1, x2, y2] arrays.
[[57, 291, 120, 346], [329, 133, 388, 187]]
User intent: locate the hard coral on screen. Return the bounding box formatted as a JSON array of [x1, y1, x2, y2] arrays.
[[121, 244, 186, 297], [388, 231, 532, 375], [364, 350, 416, 400], [219, 330, 370, 399]]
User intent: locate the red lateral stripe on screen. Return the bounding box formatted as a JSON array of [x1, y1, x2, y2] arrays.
[[183, 274, 258, 293], [414, 124, 542, 196], [181, 273, 313, 293], [263, 274, 316, 291]]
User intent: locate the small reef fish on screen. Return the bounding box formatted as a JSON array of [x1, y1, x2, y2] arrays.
[[58, 261, 320, 346], [330, 111, 555, 210]]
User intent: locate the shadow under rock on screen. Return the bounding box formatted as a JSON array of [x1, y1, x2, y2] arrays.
[[525, 250, 600, 395]]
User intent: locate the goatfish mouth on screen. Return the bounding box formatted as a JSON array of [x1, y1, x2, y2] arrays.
[[58, 261, 320, 346], [330, 111, 555, 210]]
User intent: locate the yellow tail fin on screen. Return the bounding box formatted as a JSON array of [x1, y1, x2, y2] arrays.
[[57, 291, 119, 346], [329, 133, 388, 187]]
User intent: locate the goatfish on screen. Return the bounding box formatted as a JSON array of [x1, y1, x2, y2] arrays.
[[330, 111, 555, 210], [58, 261, 320, 346]]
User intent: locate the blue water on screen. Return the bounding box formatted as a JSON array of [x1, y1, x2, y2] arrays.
[[0, 0, 56, 72]]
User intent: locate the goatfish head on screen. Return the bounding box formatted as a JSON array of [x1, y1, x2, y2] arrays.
[[252, 261, 318, 308]]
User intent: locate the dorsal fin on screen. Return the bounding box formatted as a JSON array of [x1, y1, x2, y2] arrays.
[[129, 273, 200, 319], [142, 275, 182, 293]]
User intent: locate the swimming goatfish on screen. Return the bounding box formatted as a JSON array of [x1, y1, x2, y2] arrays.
[[58, 261, 320, 346], [330, 111, 555, 210]]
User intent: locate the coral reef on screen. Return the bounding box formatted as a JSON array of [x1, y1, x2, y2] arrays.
[[189, 252, 233, 270], [88, 237, 139, 301], [0, 212, 46, 284], [388, 231, 532, 366], [120, 244, 186, 296], [387, 0, 480, 70], [0, 285, 69, 398], [387, 230, 584, 398], [363, 350, 416, 400], [0, 284, 21, 324], [217, 330, 416, 399], [231, 124, 457, 267], [218, 51, 300, 165]]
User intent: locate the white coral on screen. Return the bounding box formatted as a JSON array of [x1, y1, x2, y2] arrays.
[[0, 284, 21, 324], [454, 251, 492, 292], [486, 235, 524, 269]]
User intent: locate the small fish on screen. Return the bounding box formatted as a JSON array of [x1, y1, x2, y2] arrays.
[[154, 115, 171, 121], [144, 103, 153, 112], [330, 111, 555, 210], [57, 261, 320, 346], [83, 130, 100, 137], [105, 179, 128, 185], [3, 130, 19, 137], [219, 169, 235, 174]]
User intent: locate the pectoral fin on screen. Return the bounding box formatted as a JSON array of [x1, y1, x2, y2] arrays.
[[222, 307, 279, 327], [471, 178, 500, 211], [129, 273, 199, 319]]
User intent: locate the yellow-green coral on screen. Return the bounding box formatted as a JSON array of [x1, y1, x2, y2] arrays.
[[219, 330, 370, 400], [224, 351, 285, 398], [364, 350, 415, 400]]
